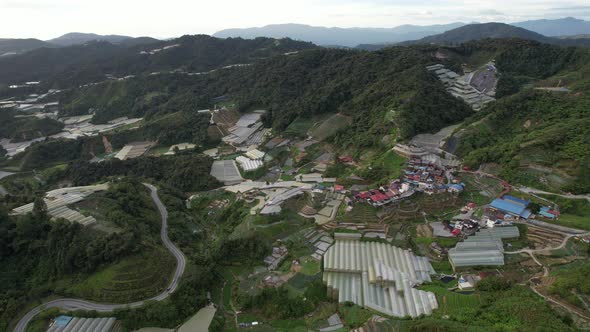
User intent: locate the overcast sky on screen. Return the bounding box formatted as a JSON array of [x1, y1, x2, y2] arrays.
[[2, 0, 590, 39]]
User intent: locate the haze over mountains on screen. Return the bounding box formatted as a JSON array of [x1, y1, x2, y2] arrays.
[[214, 17, 590, 47]]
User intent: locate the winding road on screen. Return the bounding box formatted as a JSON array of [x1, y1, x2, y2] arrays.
[[13, 183, 186, 332], [505, 224, 590, 321]]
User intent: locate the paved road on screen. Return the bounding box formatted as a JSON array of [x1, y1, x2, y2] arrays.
[[518, 186, 590, 202], [13, 184, 186, 332]]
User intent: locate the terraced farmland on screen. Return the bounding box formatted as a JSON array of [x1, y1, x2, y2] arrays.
[[67, 250, 175, 303]]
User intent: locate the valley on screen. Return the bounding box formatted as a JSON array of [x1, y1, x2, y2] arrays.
[[0, 18, 589, 332]]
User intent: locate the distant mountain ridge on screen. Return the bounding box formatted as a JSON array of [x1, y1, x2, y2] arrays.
[[0, 33, 160, 57], [0, 38, 54, 56], [214, 18, 590, 47], [403, 23, 554, 45], [399, 23, 590, 48], [512, 17, 590, 37], [47, 32, 135, 46], [0, 35, 315, 88], [214, 23, 467, 47]]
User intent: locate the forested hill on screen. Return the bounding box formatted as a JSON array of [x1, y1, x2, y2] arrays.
[[58, 45, 473, 145], [450, 43, 590, 194], [0, 35, 315, 88], [400, 23, 590, 47]]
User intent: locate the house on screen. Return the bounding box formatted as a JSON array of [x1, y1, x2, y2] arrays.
[[334, 185, 345, 193], [458, 274, 481, 290], [447, 183, 465, 193], [539, 206, 559, 220], [338, 155, 354, 163]]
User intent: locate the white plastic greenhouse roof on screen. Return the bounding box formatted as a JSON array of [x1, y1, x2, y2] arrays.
[[322, 239, 437, 318]]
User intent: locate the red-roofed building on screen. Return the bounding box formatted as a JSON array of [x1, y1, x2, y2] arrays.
[[338, 155, 353, 163], [357, 192, 370, 199], [334, 185, 345, 193]]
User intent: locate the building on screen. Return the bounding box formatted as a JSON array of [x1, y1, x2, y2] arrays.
[[210, 160, 244, 185], [489, 195, 532, 219], [539, 206, 559, 220], [322, 235, 438, 318], [448, 226, 520, 270], [47, 316, 117, 332]]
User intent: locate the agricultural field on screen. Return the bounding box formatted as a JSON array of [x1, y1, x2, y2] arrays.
[[457, 172, 505, 205], [65, 249, 175, 303], [284, 114, 332, 138], [339, 304, 374, 329], [337, 203, 380, 223], [309, 114, 352, 141], [419, 282, 482, 317]]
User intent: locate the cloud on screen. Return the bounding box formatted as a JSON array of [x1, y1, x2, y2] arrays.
[[479, 9, 504, 15], [0, 0, 82, 9], [549, 6, 590, 11]]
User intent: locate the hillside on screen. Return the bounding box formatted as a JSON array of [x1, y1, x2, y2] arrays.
[[0, 38, 53, 56], [48, 32, 136, 46], [0, 35, 315, 88], [57, 46, 473, 145], [450, 45, 590, 194], [404, 23, 555, 45], [513, 17, 590, 37]]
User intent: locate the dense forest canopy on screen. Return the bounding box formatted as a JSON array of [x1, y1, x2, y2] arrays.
[[0, 35, 315, 89], [0, 179, 159, 330], [0, 110, 64, 142]]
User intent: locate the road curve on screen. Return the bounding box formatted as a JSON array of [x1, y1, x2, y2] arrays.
[[13, 183, 186, 332]]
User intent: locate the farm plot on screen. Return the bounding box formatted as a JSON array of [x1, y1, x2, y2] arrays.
[[420, 283, 482, 317], [337, 204, 380, 224], [309, 114, 352, 141], [67, 250, 175, 303]]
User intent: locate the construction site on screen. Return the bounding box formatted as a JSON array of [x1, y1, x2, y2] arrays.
[[426, 63, 496, 111]]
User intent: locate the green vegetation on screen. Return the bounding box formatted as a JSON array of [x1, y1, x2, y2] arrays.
[[538, 194, 590, 230], [359, 150, 406, 185], [339, 304, 373, 329], [453, 43, 590, 194], [66, 250, 175, 302], [64, 154, 220, 192], [0, 110, 64, 142], [0, 179, 162, 330], [550, 261, 590, 309], [414, 279, 575, 331]]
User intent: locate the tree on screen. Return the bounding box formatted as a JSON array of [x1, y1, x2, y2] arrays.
[[33, 197, 47, 218]]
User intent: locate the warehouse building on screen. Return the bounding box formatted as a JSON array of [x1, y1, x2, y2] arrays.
[[448, 226, 520, 270], [322, 235, 438, 318], [489, 195, 532, 219]]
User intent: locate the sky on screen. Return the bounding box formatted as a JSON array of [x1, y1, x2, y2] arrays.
[[2, 0, 590, 39]]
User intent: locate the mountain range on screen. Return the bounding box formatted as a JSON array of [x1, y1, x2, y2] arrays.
[[0, 33, 159, 57], [214, 17, 590, 47], [213, 22, 467, 47]]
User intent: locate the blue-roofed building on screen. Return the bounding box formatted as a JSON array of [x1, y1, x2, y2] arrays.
[[539, 207, 557, 220], [447, 183, 465, 193], [502, 195, 530, 207], [53, 316, 72, 328], [490, 198, 532, 219]]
